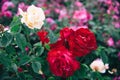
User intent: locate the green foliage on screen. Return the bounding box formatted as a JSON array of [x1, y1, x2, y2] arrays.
[[15, 33, 27, 52], [0, 0, 120, 80], [0, 32, 13, 47], [10, 16, 22, 34], [32, 61, 41, 73]]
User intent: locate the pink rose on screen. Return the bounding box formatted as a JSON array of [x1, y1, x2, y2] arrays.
[[107, 37, 114, 47]]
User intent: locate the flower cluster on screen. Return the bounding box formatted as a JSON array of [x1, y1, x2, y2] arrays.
[[47, 27, 97, 77], [0, 1, 14, 18], [98, 0, 120, 28]]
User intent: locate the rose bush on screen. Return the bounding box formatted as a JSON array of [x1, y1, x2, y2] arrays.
[[0, 0, 120, 80]]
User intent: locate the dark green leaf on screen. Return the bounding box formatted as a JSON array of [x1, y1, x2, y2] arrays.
[[15, 33, 27, 51], [36, 47, 44, 56], [100, 51, 108, 64], [0, 51, 11, 67], [47, 77, 56, 80], [10, 25, 22, 34], [5, 45, 16, 54], [45, 44, 50, 50], [0, 32, 13, 47], [90, 72, 103, 80], [34, 42, 42, 47], [19, 55, 31, 65], [77, 64, 89, 79], [32, 61, 41, 73], [11, 63, 18, 72], [10, 16, 21, 29]]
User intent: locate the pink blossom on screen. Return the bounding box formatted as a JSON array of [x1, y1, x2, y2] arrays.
[[3, 11, 12, 18], [107, 5, 113, 14], [112, 22, 120, 28], [73, 10, 93, 23], [107, 37, 114, 47], [46, 18, 57, 31], [105, 0, 112, 5], [74, 1, 83, 7], [36, 2, 47, 8], [113, 76, 120, 80], [46, 18, 55, 24], [113, 7, 119, 14], [16, 2, 28, 16], [1, 1, 15, 12], [44, 9, 51, 16], [112, 15, 119, 20], [18, 2, 28, 11], [58, 8, 69, 21], [25, 47, 29, 52], [0, 1, 14, 18], [50, 24, 57, 31], [54, 8, 60, 14]]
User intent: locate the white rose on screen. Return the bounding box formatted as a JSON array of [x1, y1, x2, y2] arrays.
[[19, 5, 45, 29], [90, 59, 109, 73]]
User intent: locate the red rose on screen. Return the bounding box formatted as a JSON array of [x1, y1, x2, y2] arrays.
[[47, 46, 80, 77], [68, 28, 97, 57], [50, 27, 73, 49], [60, 27, 74, 40], [37, 30, 49, 44], [50, 39, 64, 49]]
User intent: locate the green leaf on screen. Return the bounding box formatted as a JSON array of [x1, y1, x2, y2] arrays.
[[19, 55, 31, 65], [15, 33, 27, 51], [0, 51, 11, 67], [5, 45, 16, 54], [22, 25, 31, 35], [100, 52, 108, 64], [47, 77, 55, 80], [34, 42, 42, 47], [103, 76, 112, 80], [45, 44, 50, 50], [11, 63, 18, 72], [10, 16, 21, 29], [96, 46, 108, 64], [100, 51, 108, 64], [10, 16, 21, 34], [36, 47, 44, 56], [24, 74, 33, 80], [77, 64, 89, 79], [47, 29, 58, 43], [90, 72, 103, 80], [10, 25, 22, 34], [0, 32, 13, 47], [34, 42, 44, 56], [32, 61, 41, 73]]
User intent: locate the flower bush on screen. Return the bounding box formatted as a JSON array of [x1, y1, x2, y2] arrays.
[[0, 0, 120, 80]]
